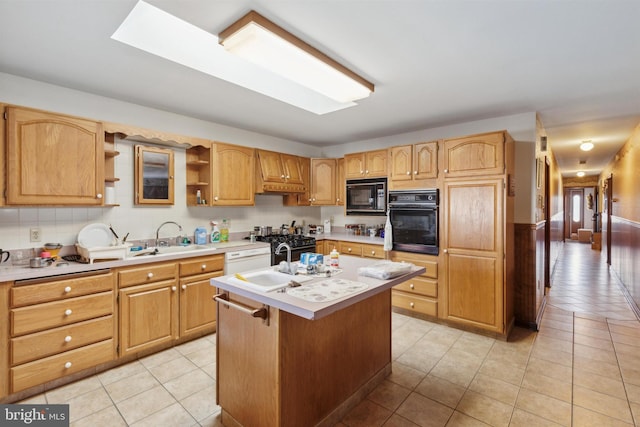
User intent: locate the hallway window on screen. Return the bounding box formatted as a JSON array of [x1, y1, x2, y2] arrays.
[[572, 194, 581, 222]]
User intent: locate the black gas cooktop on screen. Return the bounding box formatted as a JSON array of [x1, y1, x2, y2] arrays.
[[255, 234, 316, 249]]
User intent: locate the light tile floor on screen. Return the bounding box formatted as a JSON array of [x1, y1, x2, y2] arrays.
[[19, 241, 640, 426]]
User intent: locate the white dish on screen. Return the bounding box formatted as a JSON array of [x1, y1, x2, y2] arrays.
[[77, 223, 114, 248]]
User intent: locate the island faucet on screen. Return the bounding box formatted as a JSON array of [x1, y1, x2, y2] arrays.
[[155, 221, 183, 247], [275, 242, 295, 275]]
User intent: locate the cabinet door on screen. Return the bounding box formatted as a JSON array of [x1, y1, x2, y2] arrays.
[[336, 158, 345, 205], [6, 107, 104, 205], [364, 149, 388, 177], [344, 153, 365, 179], [442, 178, 504, 333], [389, 145, 413, 182], [256, 149, 286, 183], [414, 141, 438, 179], [281, 154, 304, 186], [179, 271, 222, 338], [310, 158, 336, 205], [443, 132, 505, 177], [212, 143, 255, 205], [119, 280, 178, 356]]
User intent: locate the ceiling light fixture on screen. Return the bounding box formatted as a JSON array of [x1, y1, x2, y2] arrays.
[[576, 171, 585, 177], [219, 11, 374, 104], [580, 140, 594, 151]]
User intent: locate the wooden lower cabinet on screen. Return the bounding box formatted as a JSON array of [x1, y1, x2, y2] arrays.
[[217, 290, 391, 427], [179, 271, 222, 338], [8, 271, 116, 394], [119, 279, 178, 356], [391, 252, 438, 317]]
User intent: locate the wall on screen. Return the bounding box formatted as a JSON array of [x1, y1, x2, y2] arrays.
[[599, 122, 640, 314]]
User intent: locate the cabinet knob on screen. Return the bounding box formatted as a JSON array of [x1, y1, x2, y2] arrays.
[[410, 302, 415, 308], [443, 249, 448, 253], [64, 362, 72, 369], [414, 171, 418, 175], [214, 196, 219, 201], [64, 335, 72, 343], [147, 272, 154, 279], [201, 264, 206, 270], [360, 170, 364, 174], [444, 169, 449, 173], [410, 283, 415, 289], [365, 169, 369, 174], [371, 250, 376, 255], [64, 286, 72, 293], [406, 171, 411, 175], [65, 309, 72, 316], [172, 286, 177, 291], [348, 248, 352, 252], [96, 193, 103, 199], [281, 175, 285, 179], [286, 175, 290, 179], [182, 284, 187, 290]]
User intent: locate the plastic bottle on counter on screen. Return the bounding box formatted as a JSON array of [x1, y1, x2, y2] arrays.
[[210, 221, 220, 243], [330, 247, 339, 268], [220, 219, 230, 242]]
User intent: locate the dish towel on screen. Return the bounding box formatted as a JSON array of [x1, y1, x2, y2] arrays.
[[384, 211, 393, 251]]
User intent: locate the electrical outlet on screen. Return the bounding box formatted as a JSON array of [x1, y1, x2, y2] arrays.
[[30, 227, 41, 242]]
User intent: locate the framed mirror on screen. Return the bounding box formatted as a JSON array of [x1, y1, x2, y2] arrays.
[[135, 145, 174, 205]]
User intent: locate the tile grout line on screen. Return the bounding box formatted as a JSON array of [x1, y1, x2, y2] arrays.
[[606, 317, 638, 427]]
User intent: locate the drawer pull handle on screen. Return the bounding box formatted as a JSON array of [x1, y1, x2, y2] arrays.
[[182, 285, 187, 290], [64, 335, 72, 343], [64, 286, 72, 293], [410, 284, 415, 289], [172, 286, 177, 291], [65, 309, 72, 316], [64, 362, 72, 369], [147, 272, 154, 279], [214, 293, 269, 322], [201, 264, 206, 270], [410, 302, 415, 308]]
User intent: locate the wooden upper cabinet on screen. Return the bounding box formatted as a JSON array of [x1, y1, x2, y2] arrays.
[[389, 141, 437, 186], [310, 158, 337, 205], [256, 149, 305, 193], [443, 131, 505, 178], [6, 106, 105, 205], [336, 158, 345, 205], [135, 145, 174, 205], [344, 149, 388, 179], [212, 142, 255, 206]]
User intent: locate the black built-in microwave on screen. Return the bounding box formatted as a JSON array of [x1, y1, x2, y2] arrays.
[[346, 178, 387, 215]]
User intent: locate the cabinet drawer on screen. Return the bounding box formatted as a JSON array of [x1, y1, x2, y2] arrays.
[[11, 339, 114, 393], [339, 242, 363, 256], [118, 262, 176, 287], [11, 315, 113, 365], [11, 271, 114, 307], [394, 276, 437, 297], [392, 291, 437, 316], [11, 291, 113, 336], [362, 244, 384, 259], [391, 252, 438, 279], [179, 255, 224, 276]]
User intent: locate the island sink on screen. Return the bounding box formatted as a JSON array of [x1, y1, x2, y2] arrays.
[[230, 269, 312, 292]]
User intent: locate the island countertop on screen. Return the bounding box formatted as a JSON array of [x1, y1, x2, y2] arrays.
[[211, 255, 425, 320]]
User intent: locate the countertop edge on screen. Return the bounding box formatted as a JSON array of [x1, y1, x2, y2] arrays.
[[211, 256, 425, 320]]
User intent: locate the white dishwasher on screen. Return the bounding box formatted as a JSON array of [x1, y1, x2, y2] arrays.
[[224, 246, 272, 274]]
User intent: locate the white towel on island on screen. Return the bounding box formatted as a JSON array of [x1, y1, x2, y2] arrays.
[[384, 212, 393, 251]]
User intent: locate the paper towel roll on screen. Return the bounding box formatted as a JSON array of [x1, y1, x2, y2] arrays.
[[105, 186, 115, 205]]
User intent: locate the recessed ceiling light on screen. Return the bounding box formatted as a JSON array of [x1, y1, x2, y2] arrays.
[[580, 141, 594, 151], [576, 171, 585, 177], [111, 1, 361, 114]]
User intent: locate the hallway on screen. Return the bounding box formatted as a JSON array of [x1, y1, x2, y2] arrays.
[[18, 241, 640, 426]]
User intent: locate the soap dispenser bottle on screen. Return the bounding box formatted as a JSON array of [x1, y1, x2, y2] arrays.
[[210, 221, 220, 243]]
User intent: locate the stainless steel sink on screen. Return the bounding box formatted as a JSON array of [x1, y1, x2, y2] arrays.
[[131, 244, 214, 257]]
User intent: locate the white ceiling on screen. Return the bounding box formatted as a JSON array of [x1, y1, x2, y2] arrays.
[[1, 0, 639, 178]]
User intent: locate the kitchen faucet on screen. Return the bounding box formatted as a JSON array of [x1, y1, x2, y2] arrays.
[[155, 221, 183, 247], [275, 242, 295, 275]]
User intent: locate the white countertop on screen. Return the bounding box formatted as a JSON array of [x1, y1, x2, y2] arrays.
[[211, 255, 425, 321], [1, 241, 269, 283], [313, 231, 386, 245]]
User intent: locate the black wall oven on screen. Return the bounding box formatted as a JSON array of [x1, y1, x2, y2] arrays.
[[388, 189, 439, 255]]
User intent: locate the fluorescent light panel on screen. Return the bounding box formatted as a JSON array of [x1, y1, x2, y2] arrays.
[[111, 1, 363, 114], [580, 141, 594, 151], [219, 11, 374, 104]]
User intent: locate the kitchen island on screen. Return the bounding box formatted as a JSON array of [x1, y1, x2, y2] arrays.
[[211, 256, 425, 427]]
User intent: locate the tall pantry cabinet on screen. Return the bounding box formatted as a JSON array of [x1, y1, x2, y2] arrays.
[[440, 131, 515, 336]]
